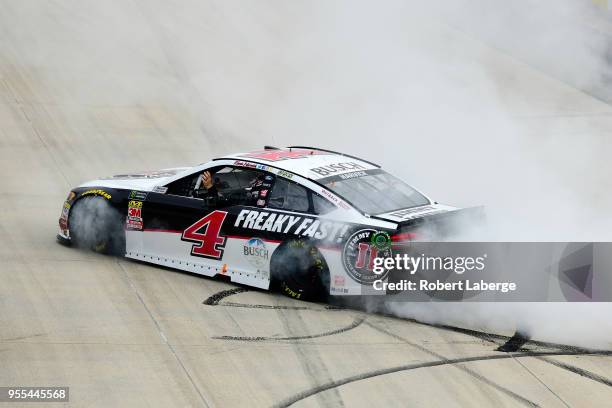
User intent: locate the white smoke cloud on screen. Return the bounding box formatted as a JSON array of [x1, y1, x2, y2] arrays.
[[7, 0, 611, 347], [145, 0, 612, 241], [68, 197, 124, 254]]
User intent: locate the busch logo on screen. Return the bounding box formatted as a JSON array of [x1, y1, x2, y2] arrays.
[[310, 162, 366, 177], [243, 238, 269, 269]]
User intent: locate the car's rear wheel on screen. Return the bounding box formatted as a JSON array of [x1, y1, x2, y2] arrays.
[[68, 197, 124, 255], [271, 240, 329, 301]]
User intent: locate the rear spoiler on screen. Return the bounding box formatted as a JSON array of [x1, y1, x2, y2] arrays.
[[374, 206, 486, 239]]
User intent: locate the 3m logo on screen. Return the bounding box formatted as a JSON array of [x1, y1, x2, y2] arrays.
[[181, 211, 228, 259], [128, 207, 142, 218]]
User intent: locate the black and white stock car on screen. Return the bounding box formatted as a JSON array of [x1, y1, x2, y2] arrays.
[[57, 147, 477, 300]]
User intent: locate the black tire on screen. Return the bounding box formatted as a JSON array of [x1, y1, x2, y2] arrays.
[[68, 197, 124, 255], [270, 240, 329, 301]]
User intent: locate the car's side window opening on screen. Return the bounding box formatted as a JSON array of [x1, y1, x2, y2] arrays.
[[268, 178, 310, 213], [165, 172, 201, 197], [165, 166, 274, 209]]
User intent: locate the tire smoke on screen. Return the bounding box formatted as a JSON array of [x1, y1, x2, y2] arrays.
[[69, 197, 124, 254]]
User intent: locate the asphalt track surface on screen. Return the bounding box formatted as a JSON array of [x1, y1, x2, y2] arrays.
[[1, 2, 612, 407]]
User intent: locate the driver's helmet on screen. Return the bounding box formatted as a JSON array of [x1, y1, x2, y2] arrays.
[[247, 173, 274, 207]]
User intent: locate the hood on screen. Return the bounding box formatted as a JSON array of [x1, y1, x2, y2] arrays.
[[78, 167, 191, 191]]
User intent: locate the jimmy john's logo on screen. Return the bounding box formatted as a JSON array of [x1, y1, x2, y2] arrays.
[[234, 209, 349, 242], [310, 162, 366, 177], [342, 229, 392, 285]]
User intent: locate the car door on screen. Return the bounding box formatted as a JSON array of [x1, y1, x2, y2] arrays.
[[133, 165, 275, 288]]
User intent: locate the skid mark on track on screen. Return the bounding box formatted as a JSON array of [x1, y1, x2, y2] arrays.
[[213, 315, 366, 342], [536, 356, 612, 388], [203, 288, 249, 305], [203, 288, 343, 311], [204, 288, 363, 342], [218, 301, 344, 311], [273, 350, 609, 408], [203, 288, 612, 406], [365, 322, 540, 408], [434, 322, 612, 389]]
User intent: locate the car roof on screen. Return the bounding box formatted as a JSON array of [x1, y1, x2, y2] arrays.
[[215, 146, 380, 180]]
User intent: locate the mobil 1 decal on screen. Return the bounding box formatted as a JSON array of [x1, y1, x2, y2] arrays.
[[342, 229, 392, 285], [233, 209, 349, 243]]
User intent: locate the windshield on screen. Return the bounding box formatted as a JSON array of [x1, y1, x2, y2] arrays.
[[321, 169, 430, 214]]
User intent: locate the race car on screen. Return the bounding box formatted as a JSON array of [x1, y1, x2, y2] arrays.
[[57, 146, 479, 299]]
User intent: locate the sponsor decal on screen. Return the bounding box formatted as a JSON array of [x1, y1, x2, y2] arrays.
[[310, 162, 366, 178], [371, 231, 391, 250], [129, 190, 148, 201], [59, 201, 71, 232], [233, 160, 258, 168], [277, 170, 294, 179], [338, 170, 368, 180], [126, 218, 143, 230], [239, 148, 327, 162], [152, 186, 168, 194], [126, 200, 144, 231], [128, 200, 143, 208], [320, 188, 350, 210], [128, 207, 142, 218], [234, 209, 349, 242], [342, 229, 392, 285], [385, 206, 446, 220], [333, 275, 345, 286], [331, 286, 349, 294], [81, 189, 112, 200], [243, 238, 269, 270]]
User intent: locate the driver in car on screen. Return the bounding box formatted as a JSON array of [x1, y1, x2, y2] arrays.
[[194, 171, 217, 198], [194, 170, 272, 207]]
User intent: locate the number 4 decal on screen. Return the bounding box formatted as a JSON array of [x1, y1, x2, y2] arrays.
[[181, 210, 228, 259]]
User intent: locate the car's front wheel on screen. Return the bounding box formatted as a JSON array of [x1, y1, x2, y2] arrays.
[[68, 197, 124, 255], [270, 240, 329, 301]]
